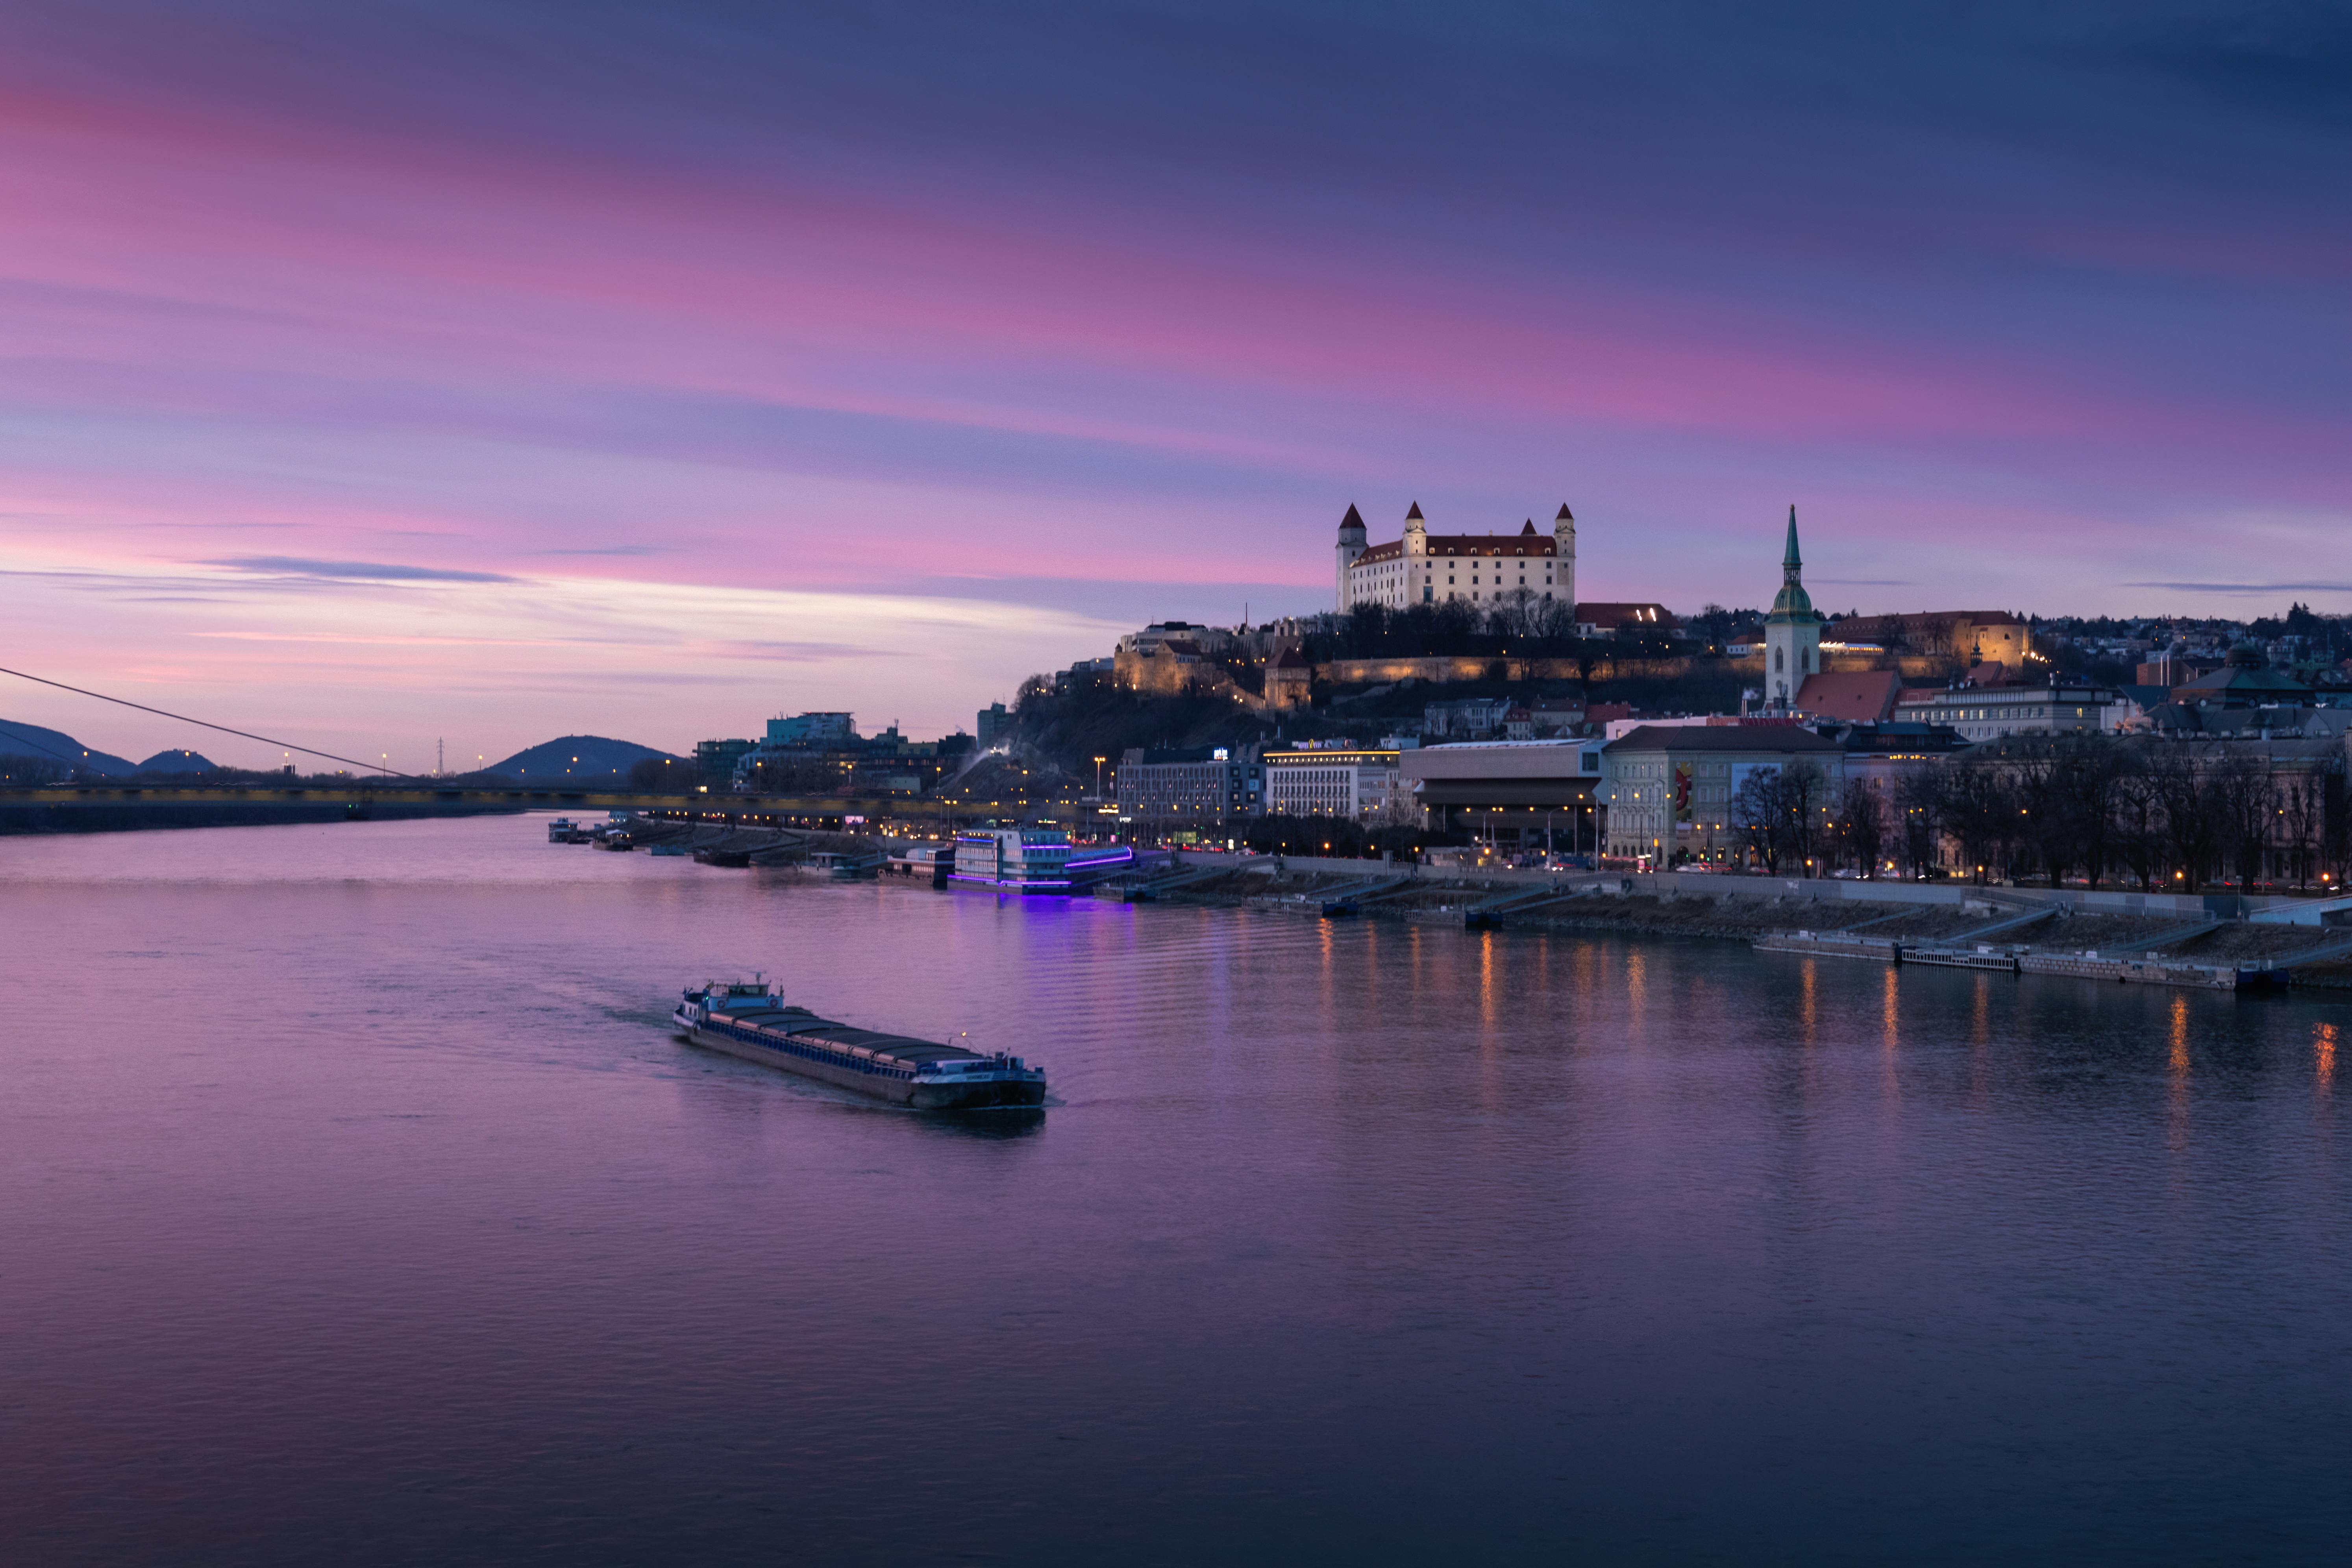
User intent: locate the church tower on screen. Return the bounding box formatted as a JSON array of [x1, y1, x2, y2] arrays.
[[1554, 504, 1577, 616], [1762, 505, 1824, 709], [1335, 502, 1367, 609]]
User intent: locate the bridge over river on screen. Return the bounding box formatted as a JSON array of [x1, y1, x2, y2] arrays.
[[0, 784, 1079, 836]]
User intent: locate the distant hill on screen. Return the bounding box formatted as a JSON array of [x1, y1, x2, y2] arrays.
[[137, 749, 220, 773], [0, 719, 138, 776], [487, 735, 681, 780]]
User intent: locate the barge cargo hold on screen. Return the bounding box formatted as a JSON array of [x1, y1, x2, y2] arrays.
[[672, 979, 1046, 1110]]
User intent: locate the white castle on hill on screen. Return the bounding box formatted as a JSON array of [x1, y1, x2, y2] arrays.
[[1335, 501, 1577, 614]]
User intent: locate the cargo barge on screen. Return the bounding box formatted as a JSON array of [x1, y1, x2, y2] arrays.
[[672, 978, 1046, 1109]]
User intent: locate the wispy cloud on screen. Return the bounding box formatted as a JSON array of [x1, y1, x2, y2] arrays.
[[205, 556, 520, 583], [2123, 581, 2352, 594], [701, 639, 885, 662]]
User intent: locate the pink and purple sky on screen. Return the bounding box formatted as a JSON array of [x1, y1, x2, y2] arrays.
[[2, 1, 2348, 766]]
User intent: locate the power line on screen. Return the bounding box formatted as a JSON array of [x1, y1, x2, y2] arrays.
[[0, 664, 411, 777]]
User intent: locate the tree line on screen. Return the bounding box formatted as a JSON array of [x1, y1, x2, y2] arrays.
[[1724, 736, 2350, 890]]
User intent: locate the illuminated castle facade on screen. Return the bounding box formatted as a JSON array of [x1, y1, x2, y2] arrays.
[[1335, 502, 1576, 614]]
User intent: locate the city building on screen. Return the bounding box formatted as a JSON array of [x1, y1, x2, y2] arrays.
[[1834, 609, 2032, 666], [1261, 744, 1405, 821], [764, 712, 855, 747], [976, 702, 1009, 748], [1114, 635, 1238, 697], [2169, 664, 2314, 705], [1575, 603, 1678, 638], [1399, 739, 1606, 854], [1116, 746, 1263, 824], [1264, 647, 1313, 709], [1117, 621, 1238, 657], [694, 737, 756, 781], [1762, 507, 1826, 710], [1336, 502, 1576, 613], [1600, 724, 1846, 863], [1889, 683, 2122, 741]]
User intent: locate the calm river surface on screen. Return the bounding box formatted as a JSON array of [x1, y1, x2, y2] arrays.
[[5, 815, 2352, 1564]]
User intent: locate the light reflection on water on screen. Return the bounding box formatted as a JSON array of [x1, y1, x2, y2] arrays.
[[2, 814, 2351, 1565]]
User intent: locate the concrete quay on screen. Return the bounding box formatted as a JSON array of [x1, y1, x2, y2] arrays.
[[1130, 850, 2352, 991]]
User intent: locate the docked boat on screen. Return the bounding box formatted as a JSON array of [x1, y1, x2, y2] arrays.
[[672, 979, 1046, 1109], [951, 826, 1134, 894], [693, 846, 752, 868], [886, 844, 956, 886], [809, 849, 883, 879], [547, 816, 590, 844]]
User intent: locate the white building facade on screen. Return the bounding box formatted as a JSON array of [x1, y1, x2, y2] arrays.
[[1261, 746, 1405, 822], [1336, 503, 1577, 614]]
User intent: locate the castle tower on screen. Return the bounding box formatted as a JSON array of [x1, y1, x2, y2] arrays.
[[1554, 504, 1576, 616], [1335, 502, 1367, 610], [1403, 501, 1426, 557], [1762, 505, 1824, 710]]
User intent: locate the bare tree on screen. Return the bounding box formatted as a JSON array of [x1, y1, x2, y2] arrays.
[[1941, 758, 2018, 883], [1837, 775, 1888, 878], [2110, 745, 2165, 890], [2211, 746, 2276, 892], [2150, 745, 2220, 890], [1892, 767, 1945, 878], [2280, 759, 2330, 889]]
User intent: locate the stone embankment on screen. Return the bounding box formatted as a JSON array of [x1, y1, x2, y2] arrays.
[[1110, 855, 2352, 992]]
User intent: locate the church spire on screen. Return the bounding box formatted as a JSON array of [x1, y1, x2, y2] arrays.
[[1782, 504, 1801, 579]]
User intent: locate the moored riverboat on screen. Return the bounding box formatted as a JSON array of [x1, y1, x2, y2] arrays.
[[951, 826, 1134, 894], [672, 978, 1046, 1109]]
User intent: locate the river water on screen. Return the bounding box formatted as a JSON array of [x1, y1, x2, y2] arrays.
[[3, 814, 2350, 1564]]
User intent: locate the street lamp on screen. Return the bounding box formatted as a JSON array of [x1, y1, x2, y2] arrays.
[[1094, 755, 1107, 798]]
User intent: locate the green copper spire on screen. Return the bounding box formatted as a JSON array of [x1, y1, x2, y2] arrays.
[[1765, 504, 1818, 624]]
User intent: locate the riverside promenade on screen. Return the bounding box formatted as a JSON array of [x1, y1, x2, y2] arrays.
[[1122, 849, 2352, 990]]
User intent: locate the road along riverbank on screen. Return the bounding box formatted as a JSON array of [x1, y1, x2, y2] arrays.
[[1106, 851, 2352, 992]]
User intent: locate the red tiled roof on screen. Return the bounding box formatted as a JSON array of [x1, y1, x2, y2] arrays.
[[1424, 534, 1556, 557], [1351, 534, 1559, 563], [1794, 670, 1900, 722]]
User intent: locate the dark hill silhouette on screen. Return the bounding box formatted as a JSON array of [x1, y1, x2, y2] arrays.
[[487, 735, 679, 780], [137, 749, 220, 773], [0, 719, 139, 776]]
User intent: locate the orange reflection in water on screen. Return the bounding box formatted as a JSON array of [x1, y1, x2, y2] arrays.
[[1880, 966, 1902, 1102], [1479, 931, 1497, 1032], [2168, 995, 2192, 1148], [2318, 1022, 2337, 1094]]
